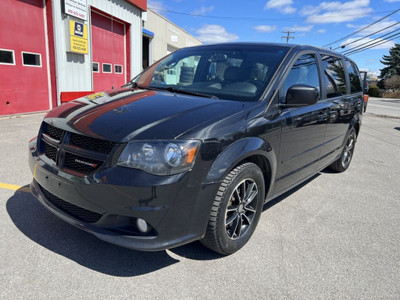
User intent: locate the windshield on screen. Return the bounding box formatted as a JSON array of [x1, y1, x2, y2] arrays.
[[134, 44, 289, 101]]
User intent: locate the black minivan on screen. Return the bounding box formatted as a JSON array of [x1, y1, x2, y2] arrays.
[[29, 43, 363, 254]]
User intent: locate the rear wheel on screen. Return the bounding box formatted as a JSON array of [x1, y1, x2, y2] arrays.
[[201, 163, 265, 255], [329, 127, 356, 172]]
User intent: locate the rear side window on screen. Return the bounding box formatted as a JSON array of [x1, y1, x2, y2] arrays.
[[345, 60, 362, 93], [322, 55, 347, 98], [282, 53, 320, 100]]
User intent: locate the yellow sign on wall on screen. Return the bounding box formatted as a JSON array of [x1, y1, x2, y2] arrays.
[[68, 20, 88, 54]]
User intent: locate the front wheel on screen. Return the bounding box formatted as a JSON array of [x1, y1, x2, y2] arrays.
[[329, 127, 357, 172], [201, 163, 265, 255]]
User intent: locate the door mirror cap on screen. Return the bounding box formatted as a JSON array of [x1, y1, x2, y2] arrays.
[[281, 84, 319, 107]]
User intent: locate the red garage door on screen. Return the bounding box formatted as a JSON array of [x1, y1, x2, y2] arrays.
[[91, 10, 127, 92], [0, 0, 50, 115]]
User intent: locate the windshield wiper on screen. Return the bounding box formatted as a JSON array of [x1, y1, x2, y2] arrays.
[[127, 82, 218, 99], [126, 81, 148, 90], [161, 86, 219, 99]]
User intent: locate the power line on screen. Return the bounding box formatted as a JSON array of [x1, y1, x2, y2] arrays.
[[333, 21, 400, 50], [345, 36, 400, 56], [341, 27, 400, 55], [343, 33, 400, 56], [150, 8, 304, 21], [344, 34, 400, 55], [150, 7, 397, 23], [322, 8, 400, 48]]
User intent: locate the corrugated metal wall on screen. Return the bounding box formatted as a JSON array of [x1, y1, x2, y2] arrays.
[[52, 0, 142, 104]]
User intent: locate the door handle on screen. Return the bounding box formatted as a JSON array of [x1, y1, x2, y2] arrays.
[[318, 113, 328, 121]]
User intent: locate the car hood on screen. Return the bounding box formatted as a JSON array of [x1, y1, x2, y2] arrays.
[[44, 87, 246, 142]]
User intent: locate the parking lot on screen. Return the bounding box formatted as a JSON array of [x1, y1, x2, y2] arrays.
[[1, 97, 399, 299]]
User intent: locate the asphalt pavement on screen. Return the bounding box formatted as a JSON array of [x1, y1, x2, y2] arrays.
[[0, 100, 399, 299], [367, 96, 400, 119]]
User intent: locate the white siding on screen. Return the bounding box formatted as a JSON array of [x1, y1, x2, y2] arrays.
[[52, 0, 142, 104]]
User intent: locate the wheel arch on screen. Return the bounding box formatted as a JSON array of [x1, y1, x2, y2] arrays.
[[204, 137, 277, 198], [349, 112, 361, 137]]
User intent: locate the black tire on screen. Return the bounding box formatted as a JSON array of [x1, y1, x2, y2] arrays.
[[201, 162, 265, 255], [329, 127, 357, 172]]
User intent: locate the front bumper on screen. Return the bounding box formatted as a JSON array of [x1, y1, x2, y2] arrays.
[[28, 142, 219, 251]]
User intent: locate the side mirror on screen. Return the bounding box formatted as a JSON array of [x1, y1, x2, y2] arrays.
[[282, 84, 319, 107]]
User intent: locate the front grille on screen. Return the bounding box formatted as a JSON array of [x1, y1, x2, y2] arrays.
[[45, 124, 64, 141], [40, 185, 102, 223], [70, 133, 115, 154], [40, 122, 116, 175], [64, 152, 103, 173], [44, 142, 57, 162]]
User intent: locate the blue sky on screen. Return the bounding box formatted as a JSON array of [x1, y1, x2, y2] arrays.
[[148, 0, 400, 78]]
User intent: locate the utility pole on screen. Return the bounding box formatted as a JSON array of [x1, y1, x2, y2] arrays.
[[281, 31, 295, 43]]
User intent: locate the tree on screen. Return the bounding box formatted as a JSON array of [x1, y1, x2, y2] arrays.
[[384, 75, 400, 92], [378, 43, 400, 88]]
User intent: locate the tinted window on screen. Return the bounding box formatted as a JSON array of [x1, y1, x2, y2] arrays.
[[22, 52, 41, 66], [322, 56, 347, 98], [345, 60, 362, 93], [283, 53, 320, 100], [115, 65, 123, 74], [92, 62, 99, 72], [102, 63, 112, 73], [135, 45, 289, 101], [0, 49, 14, 64]]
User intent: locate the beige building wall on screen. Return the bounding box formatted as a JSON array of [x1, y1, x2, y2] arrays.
[[143, 9, 202, 64]]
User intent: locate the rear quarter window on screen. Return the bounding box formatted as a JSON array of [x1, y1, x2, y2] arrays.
[[322, 55, 347, 98], [345, 60, 362, 93]]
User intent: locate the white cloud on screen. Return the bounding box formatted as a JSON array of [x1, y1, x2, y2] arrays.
[[284, 25, 313, 32], [192, 6, 214, 15], [254, 25, 277, 33], [264, 0, 296, 14], [317, 29, 327, 33], [148, 0, 166, 12], [341, 37, 395, 50], [301, 0, 372, 24], [196, 25, 239, 43]]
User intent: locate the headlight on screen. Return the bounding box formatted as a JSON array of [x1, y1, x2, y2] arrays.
[[117, 140, 200, 175]]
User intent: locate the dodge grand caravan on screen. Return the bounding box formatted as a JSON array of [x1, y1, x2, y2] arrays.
[[29, 43, 363, 254]]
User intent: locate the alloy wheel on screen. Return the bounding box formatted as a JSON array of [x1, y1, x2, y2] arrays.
[[225, 178, 259, 240], [342, 131, 355, 169]]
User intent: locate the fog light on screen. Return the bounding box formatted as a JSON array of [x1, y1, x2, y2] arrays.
[[136, 218, 148, 233]]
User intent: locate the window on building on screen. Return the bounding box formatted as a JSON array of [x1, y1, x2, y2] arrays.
[[22, 52, 41, 67], [114, 65, 123, 74], [92, 62, 99, 73], [102, 63, 112, 73], [0, 49, 15, 65], [345, 59, 362, 93], [322, 55, 347, 98], [282, 53, 320, 101]]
